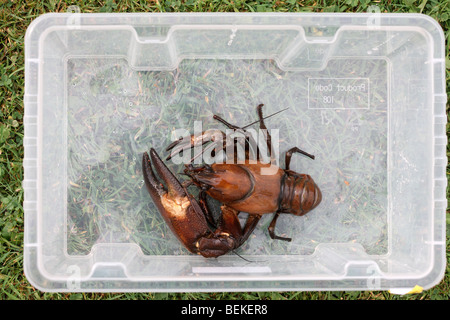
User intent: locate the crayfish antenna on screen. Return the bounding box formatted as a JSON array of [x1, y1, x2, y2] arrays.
[[231, 250, 254, 263], [230, 250, 268, 264]]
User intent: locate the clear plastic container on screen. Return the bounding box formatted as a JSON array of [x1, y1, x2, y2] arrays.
[[23, 12, 447, 292]]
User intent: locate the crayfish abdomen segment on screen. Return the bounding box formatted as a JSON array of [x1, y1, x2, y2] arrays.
[[280, 172, 322, 216]]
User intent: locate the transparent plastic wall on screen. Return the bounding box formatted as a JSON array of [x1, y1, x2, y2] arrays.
[[24, 13, 447, 292]]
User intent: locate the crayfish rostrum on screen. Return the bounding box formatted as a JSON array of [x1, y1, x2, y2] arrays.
[[142, 104, 321, 258]]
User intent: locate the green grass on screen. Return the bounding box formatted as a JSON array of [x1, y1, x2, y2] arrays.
[[1, 0, 449, 300]]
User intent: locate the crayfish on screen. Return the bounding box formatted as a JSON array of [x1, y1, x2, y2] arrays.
[[142, 104, 321, 258]]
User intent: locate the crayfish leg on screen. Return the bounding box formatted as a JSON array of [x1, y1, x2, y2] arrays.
[[268, 211, 292, 242]]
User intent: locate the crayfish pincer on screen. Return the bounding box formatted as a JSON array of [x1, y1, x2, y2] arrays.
[[142, 104, 322, 258], [142, 148, 245, 258]]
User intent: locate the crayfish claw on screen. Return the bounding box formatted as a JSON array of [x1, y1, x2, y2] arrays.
[[143, 148, 214, 255], [148, 148, 186, 199], [142, 151, 167, 211]]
